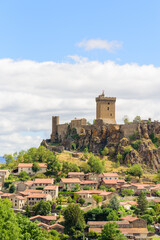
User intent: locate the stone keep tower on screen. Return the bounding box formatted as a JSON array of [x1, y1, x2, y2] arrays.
[[96, 92, 116, 124], [51, 116, 59, 142]]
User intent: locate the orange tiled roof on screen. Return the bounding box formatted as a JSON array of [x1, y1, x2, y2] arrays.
[[80, 180, 97, 184], [44, 185, 57, 190], [27, 193, 48, 198], [30, 215, 57, 221], [120, 228, 148, 234], [121, 216, 138, 222], [68, 172, 84, 175], [61, 178, 81, 183], [102, 173, 118, 177], [18, 163, 47, 168], [102, 179, 118, 184], [34, 178, 54, 184]]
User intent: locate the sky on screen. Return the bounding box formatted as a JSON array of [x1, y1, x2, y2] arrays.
[[0, 0, 160, 155]]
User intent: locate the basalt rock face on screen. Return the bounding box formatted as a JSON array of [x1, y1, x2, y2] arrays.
[[42, 121, 160, 170], [74, 121, 160, 170]]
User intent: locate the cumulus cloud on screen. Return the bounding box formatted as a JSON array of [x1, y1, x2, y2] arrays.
[[77, 39, 122, 52], [0, 58, 160, 155]]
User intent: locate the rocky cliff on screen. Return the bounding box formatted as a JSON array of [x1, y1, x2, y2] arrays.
[[42, 120, 160, 171]]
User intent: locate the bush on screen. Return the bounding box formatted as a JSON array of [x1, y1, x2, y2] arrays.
[[101, 147, 109, 156], [129, 164, 143, 178], [131, 140, 142, 150], [121, 189, 134, 197], [142, 214, 153, 224], [129, 131, 138, 141]]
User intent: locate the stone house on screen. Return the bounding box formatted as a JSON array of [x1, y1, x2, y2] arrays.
[[18, 163, 47, 175], [17, 181, 34, 191], [19, 189, 43, 197], [59, 178, 81, 191], [68, 172, 85, 180], [85, 173, 99, 182], [49, 223, 64, 233], [43, 185, 58, 199], [0, 169, 10, 179], [27, 193, 52, 207], [80, 180, 98, 189], [101, 179, 118, 189], [120, 201, 137, 210], [12, 195, 25, 209], [99, 172, 119, 180], [31, 178, 54, 189], [30, 215, 57, 225]]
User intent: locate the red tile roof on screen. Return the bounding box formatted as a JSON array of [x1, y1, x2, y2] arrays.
[[44, 186, 57, 190], [120, 228, 148, 234], [61, 178, 81, 183], [102, 179, 118, 184], [34, 178, 54, 184], [49, 223, 64, 229], [27, 193, 48, 198], [18, 163, 47, 168], [80, 180, 97, 184], [30, 215, 57, 221], [68, 172, 84, 175], [121, 216, 138, 222], [102, 173, 118, 177]]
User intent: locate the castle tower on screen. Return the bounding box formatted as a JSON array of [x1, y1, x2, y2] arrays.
[[96, 92, 116, 124], [51, 116, 59, 142]]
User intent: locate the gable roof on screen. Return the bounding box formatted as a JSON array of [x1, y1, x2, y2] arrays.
[[68, 172, 84, 175], [61, 178, 81, 183], [30, 215, 57, 221], [34, 178, 54, 184], [102, 173, 119, 177], [18, 163, 47, 168], [102, 179, 118, 184], [44, 185, 57, 190]]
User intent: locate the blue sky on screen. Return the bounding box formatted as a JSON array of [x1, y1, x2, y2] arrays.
[[0, 0, 159, 65], [1, 1, 160, 155]]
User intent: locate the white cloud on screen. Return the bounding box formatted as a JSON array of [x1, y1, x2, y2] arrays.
[[0, 58, 160, 155], [77, 39, 122, 52]]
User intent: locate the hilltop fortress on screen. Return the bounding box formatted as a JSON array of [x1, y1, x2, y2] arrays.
[[42, 92, 160, 170]]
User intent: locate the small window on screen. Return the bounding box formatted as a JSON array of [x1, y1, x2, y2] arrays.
[[110, 113, 112, 116], [107, 107, 109, 110], [108, 102, 110, 105]]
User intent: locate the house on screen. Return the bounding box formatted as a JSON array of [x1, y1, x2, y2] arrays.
[[88, 221, 130, 233], [59, 178, 81, 191], [101, 179, 118, 189], [120, 228, 148, 238], [121, 216, 147, 228], [85, 173, 99, 181], [43, 185, 58, 198], [19, 189, 43, 197], [27, 193, 52, 207], [0, 169, 10, 179], [100, 172, 119, 180], [68, 172, 85, 180], [80, 180, 98, 189], [30, 215, 57, 225], [120, 201, 137, 210], [49, 223, 64, 233], [12, 195, 25, 209], [18, 163, 47, 175], [31, 178, 54, 189], [17, 181, 34, 191]]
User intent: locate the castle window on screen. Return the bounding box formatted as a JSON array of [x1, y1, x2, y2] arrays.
[[108, 102, 110, 105], [110, 113, 112, 116], [107, 107, 109, 110]]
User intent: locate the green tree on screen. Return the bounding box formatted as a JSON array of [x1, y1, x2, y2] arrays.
[[92, 194, 102, 205], [62, 161, 80, 175], [142, 214, 153, 224], [101, 147, 109, 156], [121, 189, 134, 197], [56, 195, 63, 205], [129, 164, 143, 178], [3, 154, 14, 164], [19, 171, 30, 181], [101, 222, 121, 240], [47, 154, 62, 176], [88, 230, 100, 239], [0, 199, 20, 240], [32, 162, 40, 173], [116, 153, 123, 163], [87, 154, 105, 174], [25, 203, 31, 217], [64, 204, 85, 236], [137, 192, 148, 215], [32, 200, 51, 216], [77, 198, 85, 206], [107, 210, 119, 221], [123, 115, 129, 124], [9, 183, 16, 193], [108, 196, 120, 211]]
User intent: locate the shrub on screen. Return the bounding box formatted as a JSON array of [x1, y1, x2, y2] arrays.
[[131, 140, 142, 150], [101, 147, 109, 156], [129, 131, 138, 141], [121, 189, 134, 197]]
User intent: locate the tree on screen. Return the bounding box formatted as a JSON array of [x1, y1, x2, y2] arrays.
[[129, 164, 143, 178], [137, 192, 148, 215], [32, 162, 40, 173], [9, 183, 16, 193], [101, 222, 121, 240], [77, 198, 85, 206], [121, 189, 134, 197], [107, 210, 119, 221], [92, 194, 102, 205], [32, 200, 51, 216], [88, 230, 100, 239], [3, 154, 14, 164], [116, 153, 123, 163], [0, 199, 20, 240], [109, 196, 120, 211], [133, 116, 141, 123], [64, 203, 85, 235], [142, 214, 153, 224], [25, 203, 31, 217], [123, 115, 129, 124], [46, 154, 62, 176], [87, 154, 105, 174], [56, 195, 63, 205], [19, 171, 30, 181], [101, 147, 109, 156]]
